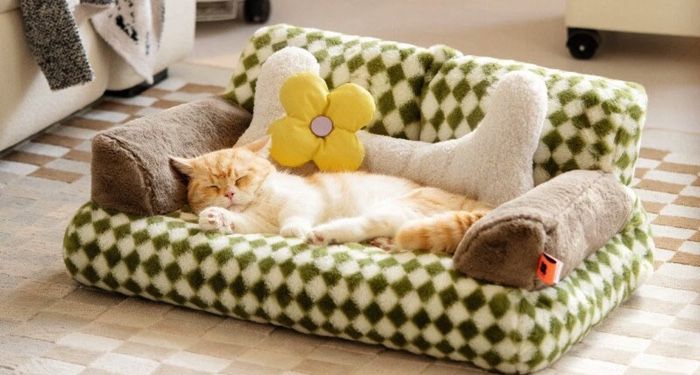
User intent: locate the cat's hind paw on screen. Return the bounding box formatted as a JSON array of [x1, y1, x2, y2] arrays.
[[307, 220, 370, 246], [306, 230, 330, 246], [369, 237, 395, 251], [369, 237, 409, 253], [199, 207, 235, 234], [280, 223, 312, 239]]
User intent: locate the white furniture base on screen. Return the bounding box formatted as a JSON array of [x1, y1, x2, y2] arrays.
[[565, 0, 700, 59], [0, 0, 196, 152]]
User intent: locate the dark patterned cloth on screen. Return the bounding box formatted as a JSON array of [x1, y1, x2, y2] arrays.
[[19, 0, 98, 90], [18, 0, 164, 91]]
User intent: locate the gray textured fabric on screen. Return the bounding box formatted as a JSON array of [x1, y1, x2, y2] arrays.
[[19, 0, 94, 90], [453, 170, 634, 290], [91, 97, 252, 215], [19, 0, 164, 90]]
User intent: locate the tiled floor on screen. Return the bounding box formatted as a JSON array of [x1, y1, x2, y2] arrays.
[[0, 75, 699, 374], [0, 81, 222, 184]]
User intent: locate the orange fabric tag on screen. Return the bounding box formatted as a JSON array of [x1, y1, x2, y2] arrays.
[[536, 253, 563, 286]]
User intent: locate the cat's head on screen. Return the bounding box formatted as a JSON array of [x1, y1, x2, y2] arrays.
[[170, 137, 273, 213]]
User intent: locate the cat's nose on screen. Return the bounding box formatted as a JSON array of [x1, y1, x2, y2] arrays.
[[224, 191, 235, 200]]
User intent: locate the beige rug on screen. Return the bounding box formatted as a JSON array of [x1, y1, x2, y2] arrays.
[[0, 76, 698, 374]]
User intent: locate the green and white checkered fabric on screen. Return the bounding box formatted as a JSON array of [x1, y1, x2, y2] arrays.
[[419, 56, 647, 185], [63, 200, 653, 373], [224, 24, 647, 186], [224, 24, 459, 139], [64, 25, 653, 373]]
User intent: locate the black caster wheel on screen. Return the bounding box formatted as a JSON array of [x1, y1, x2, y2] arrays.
[[566, 28, 601, 60], [244, 0, 271, 23]]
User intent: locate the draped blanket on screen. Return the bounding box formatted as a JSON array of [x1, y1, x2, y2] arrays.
[[19, 0, 164, 91]]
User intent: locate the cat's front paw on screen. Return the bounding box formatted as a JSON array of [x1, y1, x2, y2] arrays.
[[280, 223, 311, 239], [306, 230, 329, 246], [199, 207, 235, 234], [306, 224, 359, 246]]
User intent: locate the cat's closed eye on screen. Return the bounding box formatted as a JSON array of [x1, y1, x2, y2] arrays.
[[236, 175, 251, 186], [207, 185, 219, 192]]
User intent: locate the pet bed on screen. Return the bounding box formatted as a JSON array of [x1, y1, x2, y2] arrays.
[[63, 24, 654, 373]]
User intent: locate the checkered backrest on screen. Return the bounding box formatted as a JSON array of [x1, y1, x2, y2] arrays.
[[224, 24, 647, 185], [419, 56, 648, 185], [224, 24, 459, 140]]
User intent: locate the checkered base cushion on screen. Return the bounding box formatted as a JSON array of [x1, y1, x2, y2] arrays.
[[63, 199, 654, 373], [223, 24, 647, 186]]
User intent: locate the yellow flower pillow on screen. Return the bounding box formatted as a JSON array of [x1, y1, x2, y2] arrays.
[[268, 72, 376, 171]]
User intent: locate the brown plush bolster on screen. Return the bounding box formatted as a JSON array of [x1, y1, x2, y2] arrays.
[[453, 170, 634, 290], [91, 97, 252, 215]]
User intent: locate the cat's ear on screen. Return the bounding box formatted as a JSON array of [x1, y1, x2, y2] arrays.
[[242, 136, 271, 158], [170, 156, 194, 176]]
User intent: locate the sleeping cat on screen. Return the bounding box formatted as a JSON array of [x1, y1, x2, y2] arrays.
[[170, 137, 490, 253]]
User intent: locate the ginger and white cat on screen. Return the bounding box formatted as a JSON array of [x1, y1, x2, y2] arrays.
[[171, 137, 490, 253]]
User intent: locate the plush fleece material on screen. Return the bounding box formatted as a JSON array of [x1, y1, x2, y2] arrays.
[[89, 90, 634, 289], [237, 47, 548, 206], [235, 47, 320, 146], [453, 170, 634, 290], [91, 97, 251, 215], [358, 72, 547, 205]]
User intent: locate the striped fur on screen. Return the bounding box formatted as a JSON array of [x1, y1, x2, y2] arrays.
[[395, 209, 490, 254]]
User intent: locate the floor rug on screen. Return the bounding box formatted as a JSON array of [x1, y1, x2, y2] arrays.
[[0, 76, 698, 374]]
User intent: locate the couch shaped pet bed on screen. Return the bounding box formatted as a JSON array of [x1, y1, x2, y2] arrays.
[[64, 24, 654, 373]]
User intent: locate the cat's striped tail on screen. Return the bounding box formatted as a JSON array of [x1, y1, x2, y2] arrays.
[[394, 210, 490, 254]]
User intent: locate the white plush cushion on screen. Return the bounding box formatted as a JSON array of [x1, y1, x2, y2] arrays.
[[238, 47, 548, 206]]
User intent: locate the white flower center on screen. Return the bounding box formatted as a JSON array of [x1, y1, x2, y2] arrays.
[[310, 116, 333, 137]]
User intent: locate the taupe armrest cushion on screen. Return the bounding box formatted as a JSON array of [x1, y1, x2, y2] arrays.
[[91, 97, 252, 215], [453, 170, 634, 290]]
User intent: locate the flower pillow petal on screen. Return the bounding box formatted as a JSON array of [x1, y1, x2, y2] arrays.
[[313, 130, 365, 172], [268, 72, 376, 171], [279, 73, 329, 122], [326, 83, 376, 132], [269, 117, 321, 167]]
